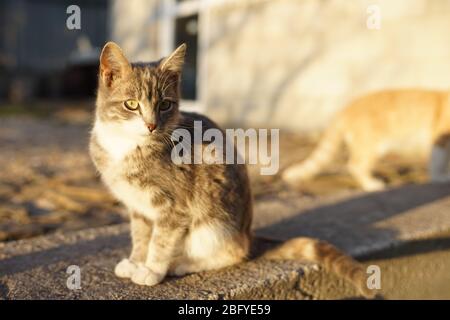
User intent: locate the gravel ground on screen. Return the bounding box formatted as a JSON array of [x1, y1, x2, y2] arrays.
[[0, 109, 428, 242], [0, 110, 125, 241]]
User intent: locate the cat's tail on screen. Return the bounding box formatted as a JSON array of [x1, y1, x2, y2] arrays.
[[262, 237, 375, 298], [281, 118, 344, 185]]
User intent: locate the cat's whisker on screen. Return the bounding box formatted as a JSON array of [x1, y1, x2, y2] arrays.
[[160, 134, 175, 151], [161, 132, 180, 151]]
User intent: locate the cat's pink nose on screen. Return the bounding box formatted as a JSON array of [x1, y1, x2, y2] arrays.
[[146, 123, 157, 133]]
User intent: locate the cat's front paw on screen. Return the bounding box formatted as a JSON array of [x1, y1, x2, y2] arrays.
[[115, 258, 138, 278], [131, 265, 164, 286]]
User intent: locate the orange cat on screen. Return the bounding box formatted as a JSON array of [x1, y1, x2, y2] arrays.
[[283, 89, 450, 191]]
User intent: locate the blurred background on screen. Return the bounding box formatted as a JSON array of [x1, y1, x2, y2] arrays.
[[2, 0, 450, 129], [1, 0, 450, 298]]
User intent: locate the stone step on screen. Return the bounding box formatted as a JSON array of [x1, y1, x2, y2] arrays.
[[1, 182, 450, 299]]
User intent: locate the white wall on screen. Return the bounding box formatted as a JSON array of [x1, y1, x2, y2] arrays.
[[109, 0, 161, 62], [109, 0, 450, 132], [203, 0, 450, 131]]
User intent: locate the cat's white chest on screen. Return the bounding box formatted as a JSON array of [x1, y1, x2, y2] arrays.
[[93, 119, 147, 162], [93, 119, 160, 220]]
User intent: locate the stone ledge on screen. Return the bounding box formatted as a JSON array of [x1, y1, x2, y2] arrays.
[[2, 182, 450, 299], [0, 224, 362, 299]]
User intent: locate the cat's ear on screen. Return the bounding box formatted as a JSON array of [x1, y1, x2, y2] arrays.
[[99, 42, 131, 87], [159, 43, 186, 74]]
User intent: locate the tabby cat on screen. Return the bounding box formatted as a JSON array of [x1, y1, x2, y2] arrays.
[[89, 42, 374, 298]]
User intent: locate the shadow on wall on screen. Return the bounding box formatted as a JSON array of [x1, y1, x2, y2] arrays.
[[207, 0, 329, 129], [204, 0, 450, 131]]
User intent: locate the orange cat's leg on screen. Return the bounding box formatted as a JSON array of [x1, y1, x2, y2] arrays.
[[429, 134, 450, 182], [347, 149, 385, 192]]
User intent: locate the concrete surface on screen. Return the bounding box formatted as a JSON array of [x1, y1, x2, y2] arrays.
[[363, 230, 450, 299], [255, 182, 450, 256], [1, 182, 450, 299], [0, 225, 361, 299]]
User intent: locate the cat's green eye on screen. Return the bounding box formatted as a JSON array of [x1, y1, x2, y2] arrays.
[[159, 100, 172, 112], [124, 99, 139, 110]]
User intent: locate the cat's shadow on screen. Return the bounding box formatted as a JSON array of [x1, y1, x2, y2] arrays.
[[254, 181, 450, 257]]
